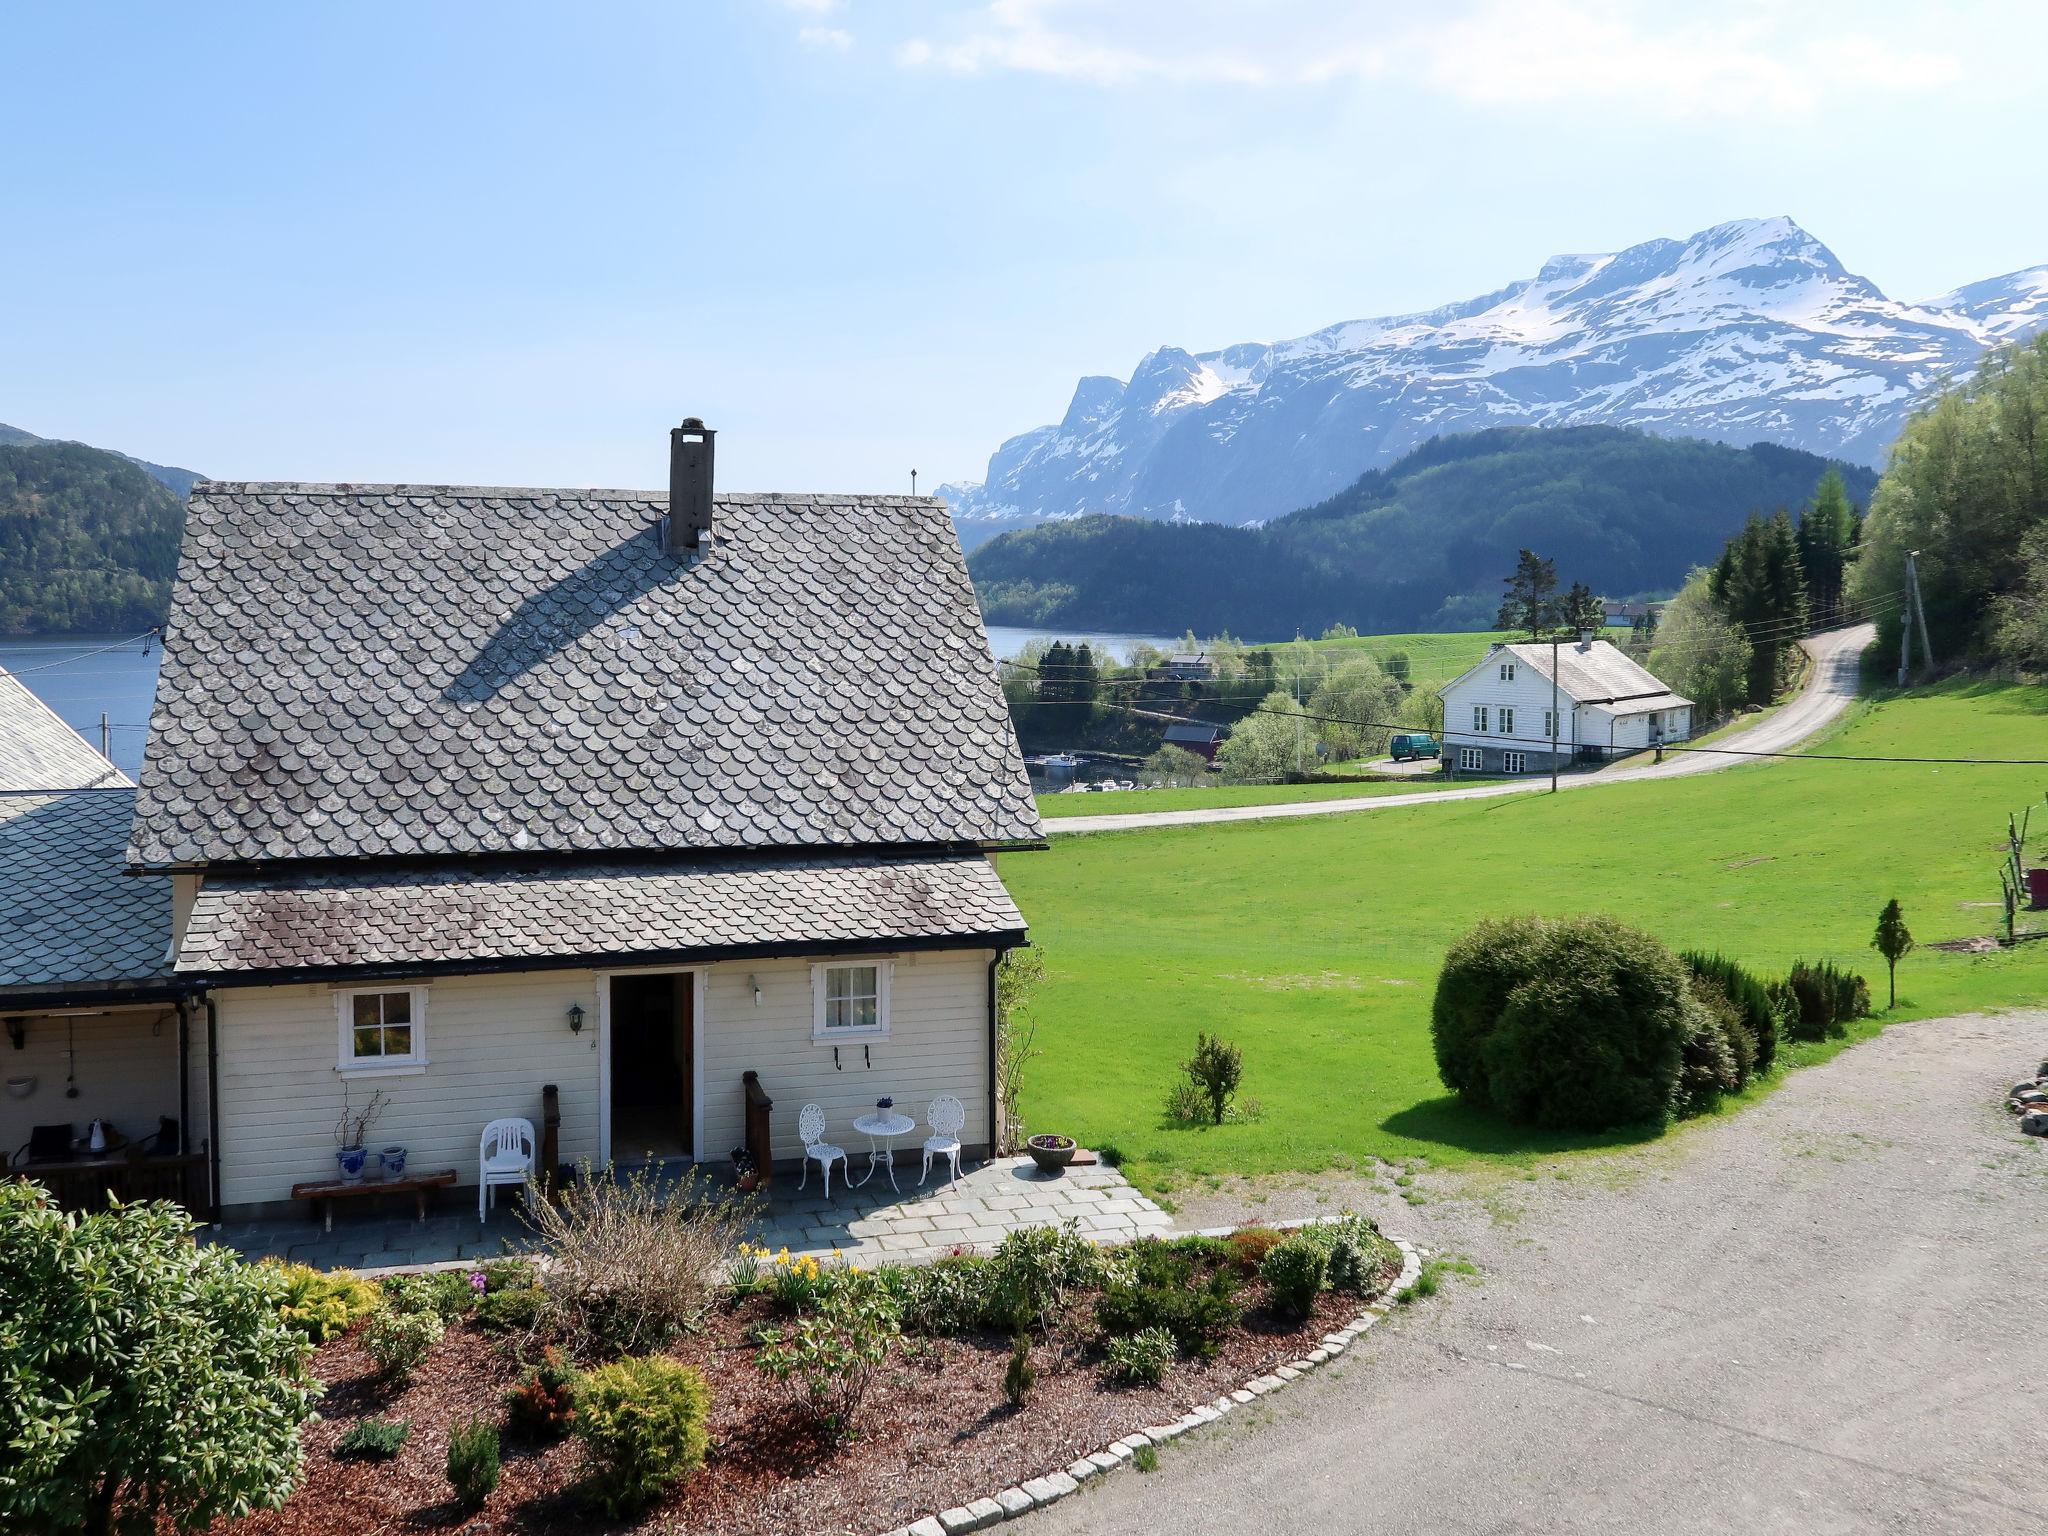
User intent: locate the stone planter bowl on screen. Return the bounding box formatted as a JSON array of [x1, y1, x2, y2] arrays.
[[1027, 1133, 1077, 1175]]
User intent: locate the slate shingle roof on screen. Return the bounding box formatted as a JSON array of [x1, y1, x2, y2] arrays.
[[175, 852, 1023, 977], [0, 790, 173, 998], [1445, 640, 1692, 714], [0, 667, 130, 791], [130, 485, 1041, 868]]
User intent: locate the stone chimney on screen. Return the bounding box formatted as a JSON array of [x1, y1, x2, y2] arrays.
[[666, 418, 715, 554]]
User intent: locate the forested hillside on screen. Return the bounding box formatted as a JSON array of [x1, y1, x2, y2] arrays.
[[0, 441, 186, 634], [969, 426, 1877, 636]]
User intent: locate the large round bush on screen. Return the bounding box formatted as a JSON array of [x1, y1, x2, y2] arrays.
[[0, 1183, 319, 1535], [1431, 915, 1692, 1130]]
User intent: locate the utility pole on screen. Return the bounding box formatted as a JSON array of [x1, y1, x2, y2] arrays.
[[1897, 591, 1914, 688], [1906, 549, 1934, 674], [1549, 634, 1560, 793]]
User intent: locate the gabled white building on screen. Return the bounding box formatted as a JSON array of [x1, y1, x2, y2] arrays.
[[1436, 637, 1692, 775]]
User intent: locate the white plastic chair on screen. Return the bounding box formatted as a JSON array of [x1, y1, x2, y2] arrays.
[[920, 1095, 965, 1186], [796, 1103, 847, 1198], [478, 1117, 535, 1223]]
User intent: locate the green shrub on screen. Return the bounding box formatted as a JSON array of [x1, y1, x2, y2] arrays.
[[474, 1284, 544, 1334], [380, 1269, 474, 1323], [1101, 1325, 1176, 1386], [363, 1308, 444, 1384], [1431, 915, 1692, 1131], [1003, 1334, 1036, 1406], [899, 1254, 995, 1335], [573, 1355, 713, 1516], [985, 1221, 1108, 1334], [336, 1416, 410, 1460], [480, 1257, 536, 1292], [1182, 1032, 1245, 1124], [0, 1184, 320, 1536], [1680, 950, 1778, 1074], [1161, 1077, 1210, 1125], [1774, 959, 1872, 1041], [756, 1267, 902, 1441], [1295, 1215, 1396, 1297], [446, 1417, 501, 1512], [504, 1345, 577, 1441], [1259, 1236, 1328, 1321], [1095, 1240, 1242, 1358], [268, 1260, 384, 1342]]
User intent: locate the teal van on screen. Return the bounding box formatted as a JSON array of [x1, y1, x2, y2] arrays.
[[1389, 733, 1440, 762]]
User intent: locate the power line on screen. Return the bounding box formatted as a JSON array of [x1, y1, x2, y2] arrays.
[[0, 628, 162, 676]]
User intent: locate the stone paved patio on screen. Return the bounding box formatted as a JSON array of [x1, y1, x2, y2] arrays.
[[200, 1155, 1172, 1274]]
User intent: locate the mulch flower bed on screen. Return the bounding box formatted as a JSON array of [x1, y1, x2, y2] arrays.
[[219, 1244, 1396, 1536]]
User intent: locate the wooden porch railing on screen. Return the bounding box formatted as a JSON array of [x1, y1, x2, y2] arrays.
[[16, 1151, 210, 1216], [540, 1082, 561, 1199], [742, 1070, 774, 1190]]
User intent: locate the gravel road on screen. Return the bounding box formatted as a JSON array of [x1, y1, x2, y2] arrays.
[[1057, 624, 1873, 835], [1025, 1009, 2048, 1533]]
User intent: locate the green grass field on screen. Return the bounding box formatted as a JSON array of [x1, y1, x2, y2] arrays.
[[1262, 627, 1525, 692], [1038, 777, 1439, 819], [1005, 676, 2048, 1195]]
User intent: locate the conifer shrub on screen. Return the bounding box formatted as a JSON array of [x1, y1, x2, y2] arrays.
[[268, 1260, 384, 1342], [504, 1346, 577, 1441], [1680, 950, 1779, 1074], [445, 1418, 501, 1512], [1095, 1239, 1242, 1357], [1223, 1225, 1285, 1275], [1259, 1235, 1328, 1321], [1432, 915, 1691, 1131], [573, 1356, 712, 1515], [335, 1416, 410, 1461]]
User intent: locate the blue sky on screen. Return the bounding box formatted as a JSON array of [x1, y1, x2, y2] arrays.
[[5, 1, 2044, 492]]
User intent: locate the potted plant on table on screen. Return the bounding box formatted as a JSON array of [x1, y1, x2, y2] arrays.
[[334, 1085, 389, 1183]]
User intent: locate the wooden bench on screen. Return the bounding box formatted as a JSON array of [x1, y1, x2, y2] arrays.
[[289, 1169, 458, 1233]]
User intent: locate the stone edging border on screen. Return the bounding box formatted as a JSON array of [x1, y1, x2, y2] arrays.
[[875, 1223, 1424, 1536]]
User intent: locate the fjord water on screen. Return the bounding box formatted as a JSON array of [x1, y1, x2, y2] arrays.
[[0, 624, 1181, 783]]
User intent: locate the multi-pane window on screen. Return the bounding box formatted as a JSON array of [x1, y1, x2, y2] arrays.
[[1459, 746, 1484, 771], [1503, 751, 1526, 774], [1500, 707, 1515, 736], [814, 962, 891, 1039], [1473, 705, 1490, 733], [1499, 662, 1516, 681], [338, 987, 426, 1071], [1543, 709, 1556, 738]]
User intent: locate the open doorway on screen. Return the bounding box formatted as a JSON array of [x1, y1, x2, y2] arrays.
[[608, 972, 694, 1162]]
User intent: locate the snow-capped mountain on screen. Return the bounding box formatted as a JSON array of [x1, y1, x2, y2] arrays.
[[942, 217, 2048, 544]]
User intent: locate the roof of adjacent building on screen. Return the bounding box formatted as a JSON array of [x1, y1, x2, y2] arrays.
[[130, 484, 1041, 868], [0, 790, 174, 1001], [1162, 722, 1221, 742], [1440, 638, 1692, 713], [0, 667, 130, 792], [175, 851, 1023, 978]]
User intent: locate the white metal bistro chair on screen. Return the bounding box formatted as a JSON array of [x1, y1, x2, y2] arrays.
[[796, 1103, 848, 1198], [919, 1095, 966, 1186], [478, 1117, 535, 1223]]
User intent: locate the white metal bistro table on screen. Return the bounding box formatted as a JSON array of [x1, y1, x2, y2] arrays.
[[850, 1111, 917, 1191]]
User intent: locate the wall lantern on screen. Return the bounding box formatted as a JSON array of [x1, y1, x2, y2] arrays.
[[5, 1018, 24, 1051], [749, 975, 763, 1007], [567, 1002, 586, 1036]]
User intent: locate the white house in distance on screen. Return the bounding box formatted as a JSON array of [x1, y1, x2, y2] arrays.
[[1436, 636, 1692, 775]]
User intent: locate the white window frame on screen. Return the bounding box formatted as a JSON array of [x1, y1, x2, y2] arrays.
[[812, 960, 892, 1041], [1543, 709, 1555, 738], [1458, 746, 1484, 771], [1472, 704, 1489, 733], [1500, 707, 1515, 737], [335, 984, 429, 1075], [1499, 661, 1516, 682], [1503, 750, 1526, 774]]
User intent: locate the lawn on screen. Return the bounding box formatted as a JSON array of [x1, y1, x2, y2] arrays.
[[1005, 676, 2048, 1195], [1038, 776, 1441, 819]]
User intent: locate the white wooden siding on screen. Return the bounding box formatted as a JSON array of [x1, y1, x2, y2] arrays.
[[211, 971, 602, 1209], [698, 949, 991, 1165], [0, 1003, 186, 1156], [207, 950, 992, 1208], [1440, 658, 1580, 754]]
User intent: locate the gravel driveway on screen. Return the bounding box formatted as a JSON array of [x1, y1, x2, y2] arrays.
[[1026, 1009, 2048, 1533]]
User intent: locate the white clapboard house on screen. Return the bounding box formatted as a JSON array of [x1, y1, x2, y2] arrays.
[[1437, 637, 1692, 775]]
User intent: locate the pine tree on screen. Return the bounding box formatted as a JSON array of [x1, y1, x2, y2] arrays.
[[1560, 581, 1603, 634], [1797, 469, 1857, 622], [1496, 549, 1559, 637]]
